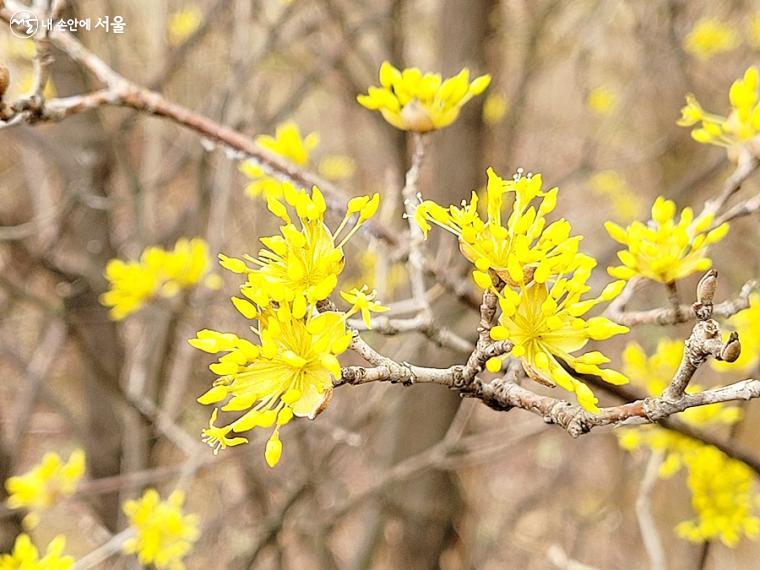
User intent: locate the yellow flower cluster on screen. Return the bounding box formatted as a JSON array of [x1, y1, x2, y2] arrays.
[[239, 122, 319, 201], [676, 446, 760, 546], [123, 489, 199, 570], [678, 66, 760, 151], [5, 450, 85, 529], [100, 238, 220, 320], [415, 167, 629, 411], [683, 18, 739, 60], [0, 534, 73, 570], [357, 61, 490, 132], [416, 168, 587, 288], [713, 293, 760, 373], [605, 197, 729, 283], [192, 186, 383, 466], [587, 170, 642, 222], [489, 266, 629, 412], [617, 339, 758, 546]]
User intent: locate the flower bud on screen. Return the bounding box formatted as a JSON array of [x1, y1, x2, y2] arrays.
[[696, 269, 718, 305], [719, 331, 741, 363]]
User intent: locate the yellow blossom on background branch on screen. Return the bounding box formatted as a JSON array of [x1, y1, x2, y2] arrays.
[[100, 238, 220, 320], [122, 489, 199, 570], [605, 196, 729, 283], [617, 339, 756, 546], [357, 61, 490, 132], [0, 534, 74, 570], [678, 66, 760, 153], [5, 450, 85, 529], [239, 121, 319, 201], [683, 18, 739, 60]]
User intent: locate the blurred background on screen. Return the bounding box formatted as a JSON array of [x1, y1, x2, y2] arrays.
[[1, 0, 759, 568]]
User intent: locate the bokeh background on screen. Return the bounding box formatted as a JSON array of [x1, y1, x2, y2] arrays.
[[1, 0, 760, 568]]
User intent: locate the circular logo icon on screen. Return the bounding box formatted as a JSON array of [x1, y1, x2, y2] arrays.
[[9, 10, 39, 39]]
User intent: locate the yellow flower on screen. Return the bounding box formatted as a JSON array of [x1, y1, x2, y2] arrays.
[[122, 489, 199, 570], [201, 408, 248, 454], [587, 170, 643, 222], [482, 92, 508, 125], [676, 446, 760, 546], [0, 534, 74, 570], [618, 339, 754, 545], [100, 238, 218, 320], [318, 154, 356, 181], [683, 18, 739, 60], [678, 66, 760, 150], [623, 339, 742, 426], [357, 61, 491, 132], [416, 167, 588, 288], [218, 185, 379, 309], [192, 303, 352, 467], [490, 273, 629, 412], [605, 196, 729, 283], [341, 285, 389, 328], [713, 293, 760, 373], [167, 6, 202, 46], [240, 122, 319, 201], [586, 86, 617, 116], [5, 450, 85, 529]]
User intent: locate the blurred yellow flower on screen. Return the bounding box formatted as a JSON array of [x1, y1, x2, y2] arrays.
[[586, 86, 617, 116], [318, 154, 356, 181], [679, 66, 760, 152], [482, 92, 508, 125], [123, 489, 199, 570], [167, 7, 202, 46], [713, 293, 760, 374], [676, 446, 760, 546], [100, 238, 219, 320], [683, 18, 739, 60], [605, 197, 729, 283], [0, 534, 74, 570], [587, 170, 643, 222], [240, 122, 319, 200], [357, 61, 490, 132], [5, 450, 85, 529], [617, 339, 754, 546], [749, 13, 760, 49]]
